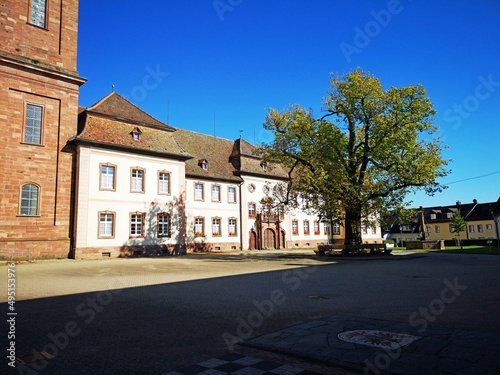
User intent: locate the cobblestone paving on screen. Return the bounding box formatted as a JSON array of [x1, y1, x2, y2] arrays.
[[244, 316, 500, 375]]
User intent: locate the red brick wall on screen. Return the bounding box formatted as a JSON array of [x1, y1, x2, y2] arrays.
[[0, 0, 79, 74], [0, 0, 84, 259]]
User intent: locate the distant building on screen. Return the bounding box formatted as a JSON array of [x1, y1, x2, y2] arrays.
[[0, 0, 85, 258], [386, 199, 500, 244]]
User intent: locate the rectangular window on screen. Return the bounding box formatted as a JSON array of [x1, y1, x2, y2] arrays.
[[131, 168, 144, 192], [323, 222, 330, 235], [449, 224, 454, 233], [371, 227, 377, 235], [30, 0, 47, 28], [478, 224, 483, 233], [228, 218, 237, 236], [292, 220, 299, 235], [426, 226, 431, 234], [212, 218, 221, 236], [314, 221, 320, 235], [158, 213, 171, 237], [194, 183, 204, 201], [24, 104, 43, 144], [248, 203, 256, 217], [333, 223, 340, 235], [20, 184, 39, 216], [99, 212, 115, 238], [303, 220, 310, 235], [362, 226, 368, 235], [130, 213, 144, 237], [486, 224, 493, 230], [194, 217, 204, 236], [211, 185, 221, 202], [100, 164, 116, 190], [468, 225, 475, 233], [228, 187, 236, 203], [158, 171, 170, 194], [447, 212, 453, 218], [435, 225, 441, 233]]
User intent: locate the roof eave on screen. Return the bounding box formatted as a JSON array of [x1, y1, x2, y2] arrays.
[[72, 138, 193, 161]]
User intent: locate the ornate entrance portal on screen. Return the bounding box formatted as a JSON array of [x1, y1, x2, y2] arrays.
[[252, 212, 284, 250]]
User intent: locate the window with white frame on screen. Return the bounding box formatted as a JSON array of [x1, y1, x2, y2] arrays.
[[292, 220, 299, 235], [130, 213, 144, 237], [478, 224, 483, 233], [194, 183, 204, 201], [158, 213, 171, 237], [248, 202, 256, 217], [20, 184, 39, 216], [158, 171, 170, 194], [468, 225, 474, 233], [362, 226, 368, 235], [131, 168, 145, 193], [487, 224, 493, 230], [211, 185, 221, 202], [212, 217, 221, 236], [323, 222, 330, 235], [30, 0, 47, 28], [100, 164, 116, 190], [303, 220, 310, 235], [228, 187, 236, 203], [99, 212, 115, 238], [24, 104, 43, 144], [435, 225, 441, 233], [314, 221, 320, 235], [228, 218, 237, 236], [333, 223, 340, 235], [194, 217, 204, 236], [371, 226, 377, 235]]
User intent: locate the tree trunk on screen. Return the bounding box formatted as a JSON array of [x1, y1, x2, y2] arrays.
[[344, 208, 362, 245]]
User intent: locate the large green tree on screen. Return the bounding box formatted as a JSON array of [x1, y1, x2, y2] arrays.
[[257, 68, 449, 245]]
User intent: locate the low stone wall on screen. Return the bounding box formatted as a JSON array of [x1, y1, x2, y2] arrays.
[[405, 240, 445, 250]]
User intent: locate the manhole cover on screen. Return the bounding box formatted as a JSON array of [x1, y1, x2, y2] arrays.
[[338, 330, 420, 350]]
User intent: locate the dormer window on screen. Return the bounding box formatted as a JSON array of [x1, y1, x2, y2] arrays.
[[260, 161, 267, 171], [199, 159, 208, 171], [131, 127, 142, 141]]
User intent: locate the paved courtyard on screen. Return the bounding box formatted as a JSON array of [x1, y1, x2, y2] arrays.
[[1, 250, 500, 374]]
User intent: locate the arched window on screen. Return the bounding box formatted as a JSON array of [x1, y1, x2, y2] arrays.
[[20, 184, 39, 215]]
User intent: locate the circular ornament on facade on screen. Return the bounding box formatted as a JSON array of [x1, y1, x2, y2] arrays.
[[262, 185, 270, 194], [248, 183, 256, 193]]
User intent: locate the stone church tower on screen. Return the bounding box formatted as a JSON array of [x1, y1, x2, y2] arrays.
[[0, 0, 85, 258]]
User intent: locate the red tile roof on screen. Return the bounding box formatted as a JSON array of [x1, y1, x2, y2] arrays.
[[76, 115, 190, 158], [87, 92, 175, 130]]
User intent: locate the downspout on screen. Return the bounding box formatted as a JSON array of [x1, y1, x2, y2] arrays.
[[238, 178, 244, 250]]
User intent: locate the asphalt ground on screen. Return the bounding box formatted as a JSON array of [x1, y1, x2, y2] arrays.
[[1, 250, 499, 374]]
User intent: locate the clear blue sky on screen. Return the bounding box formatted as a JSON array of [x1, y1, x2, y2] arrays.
[[77, 0, 500, 208]]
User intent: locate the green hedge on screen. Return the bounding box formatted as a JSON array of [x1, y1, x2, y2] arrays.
[[443, 239, 498, 247]]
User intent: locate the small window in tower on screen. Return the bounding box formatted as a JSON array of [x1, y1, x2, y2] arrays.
[[30, 0, 47, 28]]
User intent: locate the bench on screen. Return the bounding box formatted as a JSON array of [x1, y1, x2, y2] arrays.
[[315, 243, 389, 256]]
